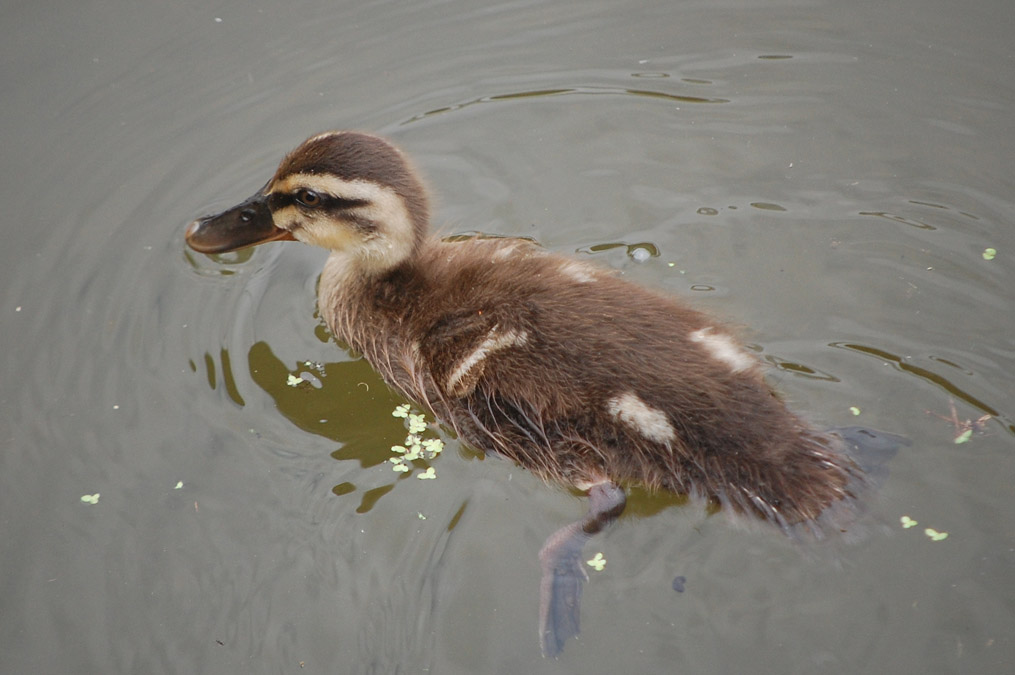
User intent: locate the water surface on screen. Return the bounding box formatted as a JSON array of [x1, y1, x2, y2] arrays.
[[2, 1, 1013, 672]]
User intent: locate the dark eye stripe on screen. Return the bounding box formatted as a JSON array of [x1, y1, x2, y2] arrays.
[[268, 191, 369, 213]]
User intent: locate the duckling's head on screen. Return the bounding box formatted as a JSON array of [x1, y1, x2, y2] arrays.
[[186, 131, 429, 273]]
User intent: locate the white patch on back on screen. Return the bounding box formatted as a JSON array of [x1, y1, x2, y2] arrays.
[[689, 327, 755, 373], [559, 260, 596, 283], [606, 391, 676, 444], [491, 243, 520, 261], [446, 327, 529, 395]]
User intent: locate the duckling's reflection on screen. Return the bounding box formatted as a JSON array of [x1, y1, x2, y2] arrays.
[[245, 341, 402, 451], [195, 340, 419, 510]]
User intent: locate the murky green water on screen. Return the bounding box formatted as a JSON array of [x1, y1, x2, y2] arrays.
[[3, 1, 1013, 672]]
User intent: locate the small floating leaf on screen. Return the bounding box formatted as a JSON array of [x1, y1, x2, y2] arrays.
[[422, 438, 444, 455], [174, 481, 184, 490], [391, 463, 410, 473], [849, 406, 861, 416], [924, 528, 949, 541], [80, 493, 100, 505], [954, 429, 973, 444], [392, 404, 410, 418], [900, 515, 918, 529], [417, 467, 437, 480], [407, 413, 427, 434], [982, 247, 996, 260], [402, 435, 423, 460], [586, 552, 606, 571], [417, 512, 427, 520], [286, 374, 302, 387]]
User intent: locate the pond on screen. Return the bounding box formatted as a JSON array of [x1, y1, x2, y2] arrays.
[[2, 0, 1013, 672]]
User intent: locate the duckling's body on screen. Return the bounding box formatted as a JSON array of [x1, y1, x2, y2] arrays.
[[186, 131, 904, 657], [322, 234, 846, 523]]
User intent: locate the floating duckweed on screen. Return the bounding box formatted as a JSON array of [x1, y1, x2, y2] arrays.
[[900, 515, 948, 540], [408, 413, 427, 434], [286, 374, 303, 387], [402, 436, 422, 461], [389, 405, 444, 479], [422, 438, 444, 455], [174, 481, 184, 490], [586, 552, 606, 571], [849, 406, 861, 416], [418, 512, 427, 520], [982, 247, 997, 260], [954, 429, 973, 444], [80, 493, 100, 505], [303, 360, 325, 374]]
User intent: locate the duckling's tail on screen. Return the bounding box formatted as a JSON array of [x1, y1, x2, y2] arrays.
[[795, 425, 910, 542]]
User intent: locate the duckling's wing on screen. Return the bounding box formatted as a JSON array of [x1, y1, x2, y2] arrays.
[[418, 305, 524, 399]]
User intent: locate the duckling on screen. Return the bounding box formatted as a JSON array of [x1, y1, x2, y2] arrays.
[[185, 131, 905, 657]]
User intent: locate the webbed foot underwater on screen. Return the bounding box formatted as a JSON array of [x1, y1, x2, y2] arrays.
[[185, 131, 907, 657]]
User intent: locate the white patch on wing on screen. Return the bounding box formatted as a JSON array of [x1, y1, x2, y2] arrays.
[[446, 327, 529, 394], [689, 327, 755, 373], [606, 391, 676, 444]]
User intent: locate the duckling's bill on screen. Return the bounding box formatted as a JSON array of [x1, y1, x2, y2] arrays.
[[185, 190, 294, 254]]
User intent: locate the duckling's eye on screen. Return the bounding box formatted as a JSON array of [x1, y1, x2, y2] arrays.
[[295, 189, 322, 208]]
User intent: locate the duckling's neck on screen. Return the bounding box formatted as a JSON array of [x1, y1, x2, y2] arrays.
[[317, 237, 426, 343], [319, 247, 392, 300]]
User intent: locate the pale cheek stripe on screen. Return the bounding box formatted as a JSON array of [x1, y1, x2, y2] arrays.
[[446, 328, 528, 393], [606, 391, 676, 444], [270, 173, 372, 199], [689, 328, 755, 373]]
